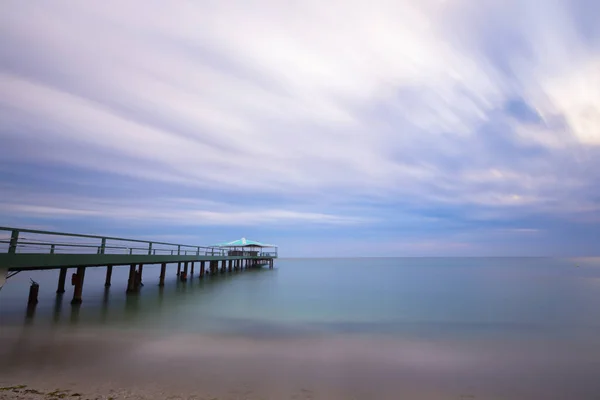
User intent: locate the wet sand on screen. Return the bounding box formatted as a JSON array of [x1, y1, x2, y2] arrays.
[[2, 326, 600, 400]]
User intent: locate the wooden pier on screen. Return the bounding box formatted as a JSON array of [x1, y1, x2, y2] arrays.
[[0, 227, 277, 305]]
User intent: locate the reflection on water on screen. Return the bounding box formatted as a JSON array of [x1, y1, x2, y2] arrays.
[[52, 293, 63, 323], [1, 258, 600, 399], [24, 303, 36, 323]]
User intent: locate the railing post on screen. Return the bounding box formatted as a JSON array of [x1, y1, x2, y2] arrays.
[[196, 247, 200, 256], [148, 242, 153, 255], [8, 229, 19, 254], [100, 238, 106, 254], [178, 245, 181, 255], [50, 244, 56, 254]]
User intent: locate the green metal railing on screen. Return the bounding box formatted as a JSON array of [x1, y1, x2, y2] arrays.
[[0, 227, 277, 258]]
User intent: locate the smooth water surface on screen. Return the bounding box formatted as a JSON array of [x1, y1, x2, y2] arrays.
[[2, 258, 600, 399]]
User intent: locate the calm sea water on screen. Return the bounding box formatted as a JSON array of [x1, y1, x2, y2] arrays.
[[2, 257, 600, 399]]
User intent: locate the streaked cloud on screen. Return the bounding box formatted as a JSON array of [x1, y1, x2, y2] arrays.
[[0, 0, 599, 254]]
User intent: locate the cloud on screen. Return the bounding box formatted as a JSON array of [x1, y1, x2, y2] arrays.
[[0, 190, 370, 227], [1, 0, 599, 254]]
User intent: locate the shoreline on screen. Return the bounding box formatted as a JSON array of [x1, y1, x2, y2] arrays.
[[2, 327, 600, 400]]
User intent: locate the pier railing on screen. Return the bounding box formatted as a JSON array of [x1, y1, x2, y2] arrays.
[[0, 227, 278, 272], [0, 227, 226, 256]]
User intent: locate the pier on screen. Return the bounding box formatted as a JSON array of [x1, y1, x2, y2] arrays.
[[0, 227, 277, 305]]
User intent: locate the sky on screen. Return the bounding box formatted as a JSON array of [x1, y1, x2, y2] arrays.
[[1, 0, 599, 257]]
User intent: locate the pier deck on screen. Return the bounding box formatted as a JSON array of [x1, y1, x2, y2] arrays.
[[0, 226, 277, 304]]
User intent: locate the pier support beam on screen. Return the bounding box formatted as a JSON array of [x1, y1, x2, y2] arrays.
[[177, 262, 181, 276], [127, 264, 137, 293], [159, 263, 166, 286], [137, 264, 144, 287], [220, 260, 225, 273], [190, 262, 195, 277], [181, 262, 188, 281], [56, 267, 67, 294], [228, 260, 232, 272], [105, 265, 113, 287], [28, 281, 39, 305], [200, 261, 205, 279], [71, 266, 86, 305]]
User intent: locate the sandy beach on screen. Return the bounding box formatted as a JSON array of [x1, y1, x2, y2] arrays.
[[2, 324, 600, 400]]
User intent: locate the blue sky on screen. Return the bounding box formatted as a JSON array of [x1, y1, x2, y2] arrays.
[[1, 0, 599, 256]]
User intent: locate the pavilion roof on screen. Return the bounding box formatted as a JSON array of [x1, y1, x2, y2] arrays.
[[213, 237, 277, 248]]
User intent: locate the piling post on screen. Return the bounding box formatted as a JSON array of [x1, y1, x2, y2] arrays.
[[56, 267, 67, 293], [71, 266, 86, 305], [127, 264, 137, 293], [28, 281, 39, 305], [159, 262, 166, 286], [177, 262, 181, 276], [137, 264, 144, 288], [200, 261, 205, 279], [181, 262, 188, 281], [105, 265, 113, 287], [191, 262, 195, 277], [228, 259, 232, 272]]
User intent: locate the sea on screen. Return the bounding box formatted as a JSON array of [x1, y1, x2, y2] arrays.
[[1, 257, 600, 399]]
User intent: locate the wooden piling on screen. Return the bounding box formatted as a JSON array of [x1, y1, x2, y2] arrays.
[[105, 265, 113, 287], [56, 267, 67, 294], [190, 262, 195, 277], [28, 281, 39, 305], [159, 262, 166, 286], [136, 264, 144, 288], [71, 266, 86, 304], [181, 262, 188, 281], [177, 262, 181, 276], [127, 264, 137, 293]]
